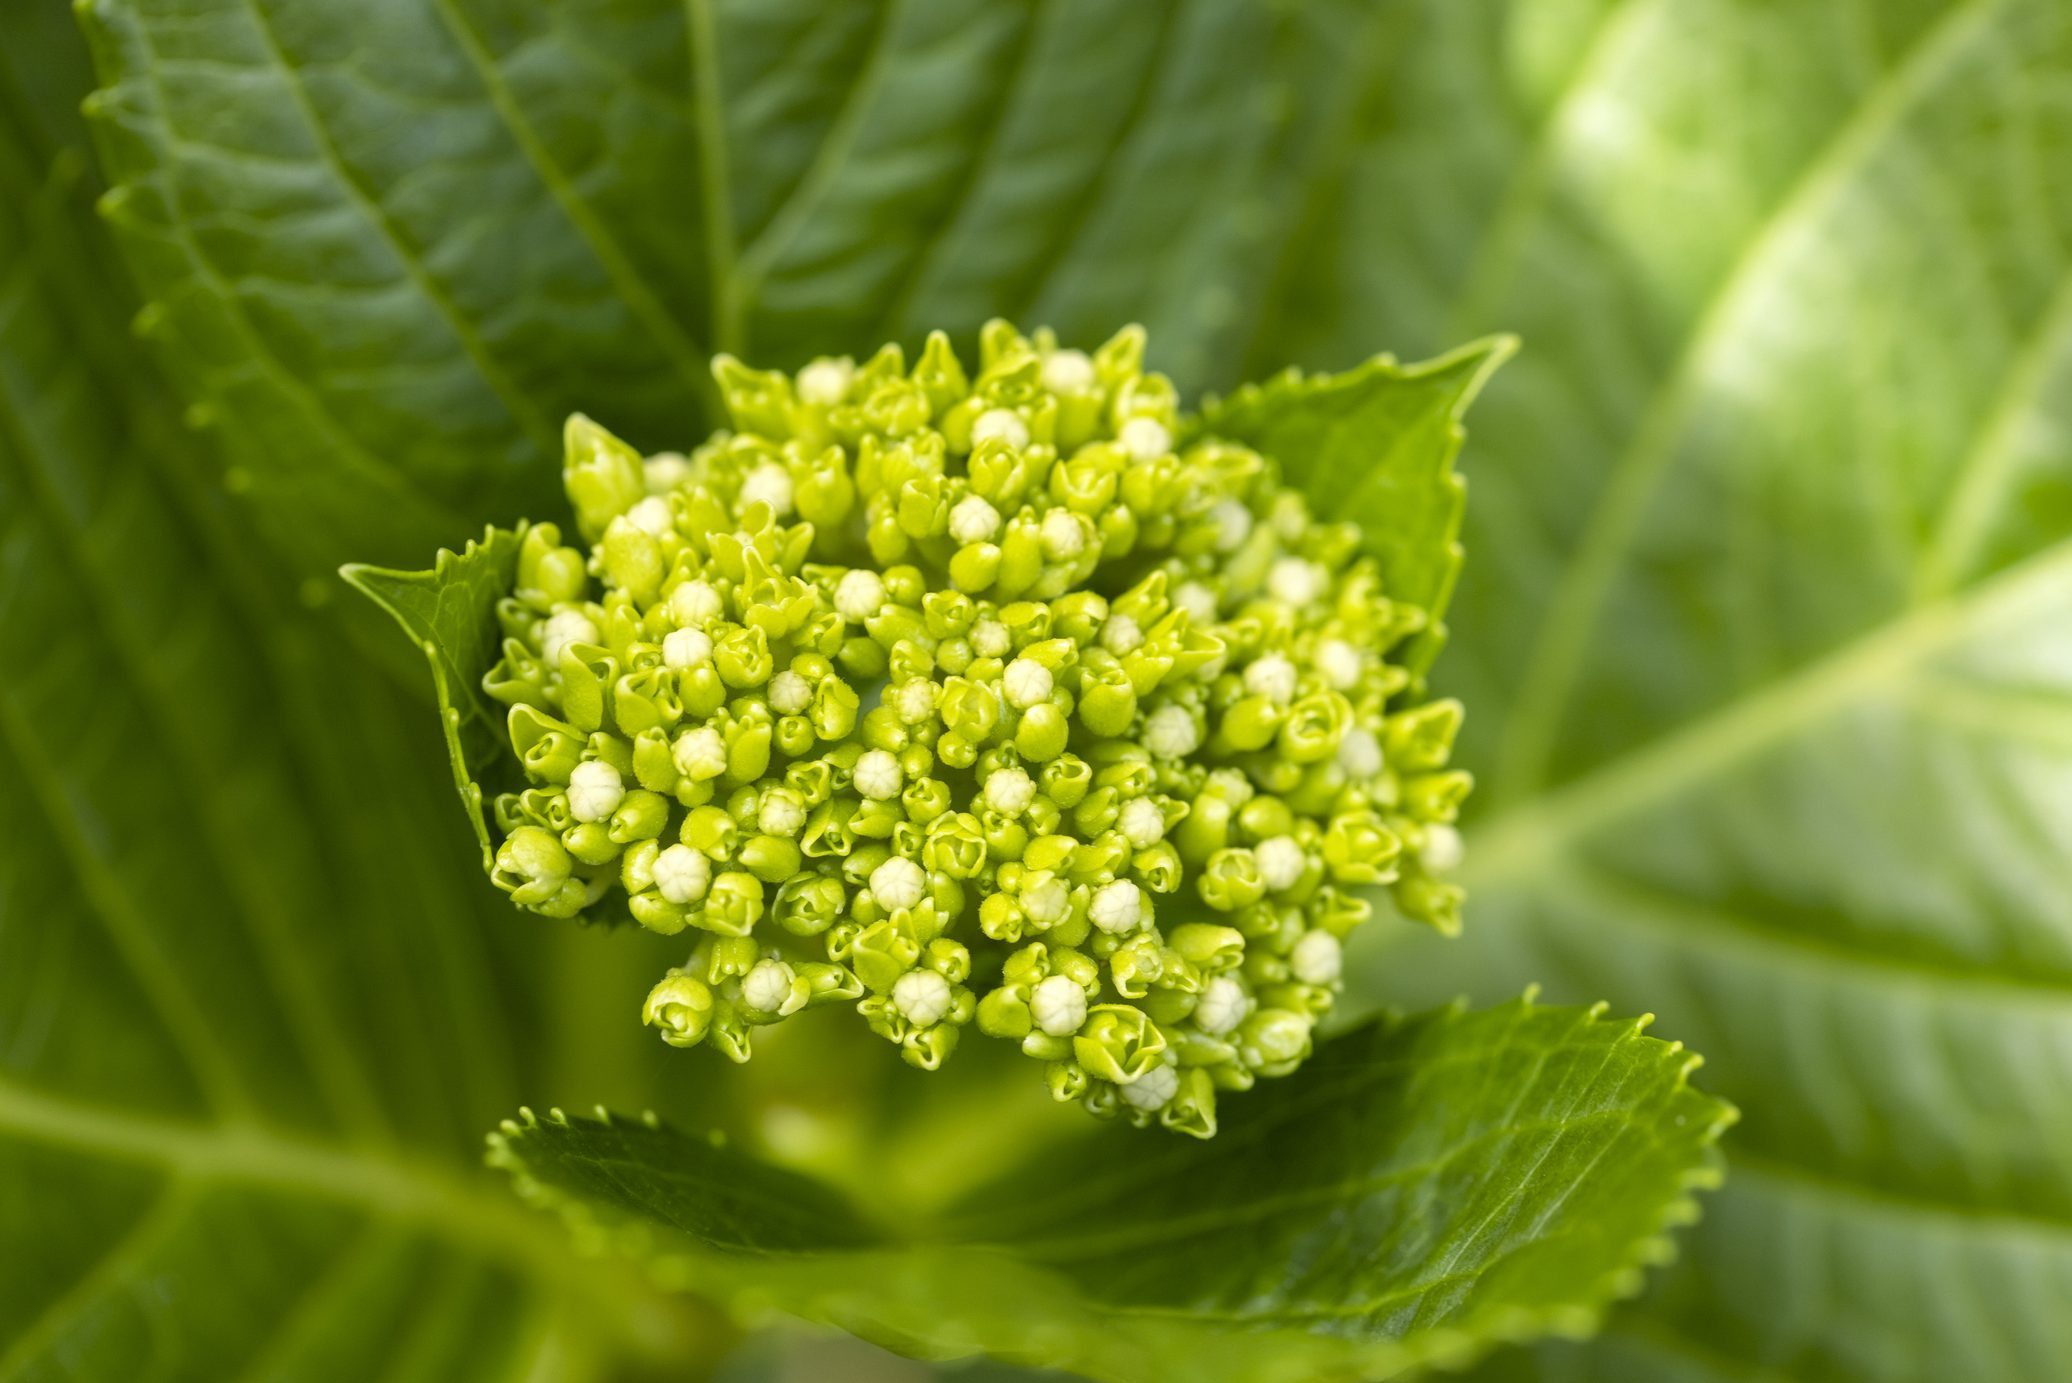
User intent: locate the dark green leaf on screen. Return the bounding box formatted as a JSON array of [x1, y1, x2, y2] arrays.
[[77, 0, 1388, 576], [491, 998, 1733, 1383], [0, 13, 683, 1375]]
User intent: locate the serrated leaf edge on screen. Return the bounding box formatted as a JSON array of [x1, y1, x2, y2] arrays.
[[340, 523, 529, 873], [484, 991, 1733, 1382]]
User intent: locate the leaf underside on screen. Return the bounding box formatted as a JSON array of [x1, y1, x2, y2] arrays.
[[492, 999, 1732, 1383]]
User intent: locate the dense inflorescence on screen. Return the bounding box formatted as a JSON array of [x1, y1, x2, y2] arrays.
[[480, 322, 1468, 1136]]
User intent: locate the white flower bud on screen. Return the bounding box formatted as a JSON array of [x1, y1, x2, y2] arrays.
[[662, 627, 713, 670], [796, 357, 854, 406], [643, 452, 691, 495], [1003, 657, 1053, 709], [949, 495, 1002, 544], [1041, 348, 1096, 394], [1089, 879, 1146, 934], [739, 462, 794, 517], [1243, 654, 1298, 705], [652, 844, 712, 905], [853, 749, 904, 801], [1268, 556, 1325, 607], [541, 610, 599, 665], [1195, 976, 1249, 1036], [870, 856, 927, 911], [1337, 726, 1383, 780], [1118, 1062, 1179, 1109], [1173, 581, 1219, 625], [567, 761, 624, 823], [1021, 874, 1069, 925], [1211, 500, 1253, 553], [1290, 929, 1343, 986], [672, 725, 728, 780], [892, 968, 953, 1026], [1100, 613, 1143, 655], [758, 790, 806, 837], [741, 959, 798, 1014], [1031, 974, 1088, 1035], [1316, 638, 1362, 691], [1118, 416, 1170, 461], [1255, 835, 1306, 892], [767, 670, 811, 714], [1039, 508, 1086, 560], [1118, 797, 1166, 848], [626, 496, 676, 537], [1422, 824, 1465, 873], [670, 579, 724, 626], [892, 678, 936, 724], [971, 620, 1011, 658], [972, 408, 1030, 450], [834, 569, 885, 622], [1143, 704, 1199, 758], [984, 766, 1036, 816]]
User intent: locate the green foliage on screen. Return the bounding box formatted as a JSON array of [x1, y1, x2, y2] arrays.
[[491, 999, 1730, 1383], [5, 0, 2067, 1378]]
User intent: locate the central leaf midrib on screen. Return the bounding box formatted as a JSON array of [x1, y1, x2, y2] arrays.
[[1463, 534, 2072, 888], [1482, 0, 2005, 805]]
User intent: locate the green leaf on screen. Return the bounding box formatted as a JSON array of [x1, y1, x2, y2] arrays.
[[0, 14, 686, 1376], [1203, 337, 1516, 683], [76, 0, 1389, 577], [343, 527, 528, 873], [1260, 2, 2072, 1378], [491, 998, 1733, 1383]]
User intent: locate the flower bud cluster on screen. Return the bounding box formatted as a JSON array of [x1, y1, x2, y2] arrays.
[[481, 322, 1469, 1136]]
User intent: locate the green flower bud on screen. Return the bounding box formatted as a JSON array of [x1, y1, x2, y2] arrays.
[[642, 971, 714, 1049], [1198, 847, 1266, 912], [698, 871, 764, 937], [1322, 810, 1402, 885], [564, 415, 647, 540], [1073, 1005, 1167, 1085], [491, 826, 572, 909]]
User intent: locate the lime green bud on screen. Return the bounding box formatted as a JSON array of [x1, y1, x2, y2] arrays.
[[516, 525, 588, 607], [1322, 810, 1402, 885], [491, 826, 572, 909], [1198, 848, 1266, 912], [1073, 1005, 1167, 1085], [739, 834, 802, 883], [698, 871, 764, 936], [978, 986, 1034, 1039], [1013, 701, 1070, 761], [1077, 664, 1137, 737], [774, 875, 846, 936], [1236, 1008, 1313, 1077], [642, 971, 714, 1049], [1170, 923, 1245, 971], [713, 626, 772, 688], [564, 415, 647, 540], [608, 789, 670, 844]]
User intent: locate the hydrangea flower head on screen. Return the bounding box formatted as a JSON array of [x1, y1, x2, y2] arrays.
[[479, 322, 1469, 1136]]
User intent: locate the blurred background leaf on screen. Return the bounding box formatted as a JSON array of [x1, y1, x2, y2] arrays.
[[5, 0, 2071, 1379]]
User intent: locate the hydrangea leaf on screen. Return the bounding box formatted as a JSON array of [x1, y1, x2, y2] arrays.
[[0, 16, 684, 1377], [343, 528, 530, 872], [75, 0, 1387, 580], [491, 998, 1732, 1383], [1262, 2, 2072, 1378], [1202, 338, 1516, 684]]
